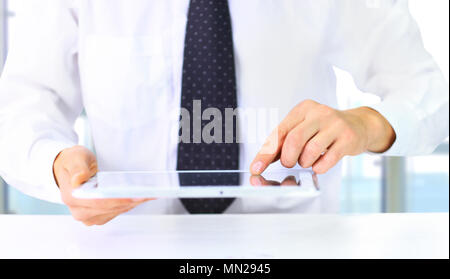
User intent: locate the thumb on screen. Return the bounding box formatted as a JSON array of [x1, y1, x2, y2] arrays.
[[65, 152, 98, 188], [70, 168, 96, 188], [250, 129, 283, 175]]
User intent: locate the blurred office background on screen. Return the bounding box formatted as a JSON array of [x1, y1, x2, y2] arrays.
[[0, 0, 448, 214]]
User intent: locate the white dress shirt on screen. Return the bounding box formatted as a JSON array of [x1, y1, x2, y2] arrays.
[[0, 0, 448, 214]]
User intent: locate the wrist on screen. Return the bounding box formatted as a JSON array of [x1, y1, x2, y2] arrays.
[[347, 107, 396, 153]]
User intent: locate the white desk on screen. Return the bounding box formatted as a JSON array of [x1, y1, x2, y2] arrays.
[[0, 213, 448, 259]]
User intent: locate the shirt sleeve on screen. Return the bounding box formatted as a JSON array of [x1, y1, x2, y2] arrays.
[[0, 0, 81, 203], [328, 0, 449, 156]]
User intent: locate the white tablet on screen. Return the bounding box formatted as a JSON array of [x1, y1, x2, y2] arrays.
[[72, 169, 319, 199]]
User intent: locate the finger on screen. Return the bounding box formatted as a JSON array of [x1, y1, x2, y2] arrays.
[[85, 213, 121, 226], [68, 162, 97, 188], [280, 120, 319, 168], [68, 201, 143, 221], [62, 152, 97, 188], [83, 204, 138, 226], [84, 200, 148, 226], [250, 129, 284, 175], [312, 141, 346, 174], [63, 194, 153, 211], [250, 104, 310, 175], [70, 206, 111, 223], [299, 129, 337, 168], [60, 176, 153, 210], [70, 199, 151, 223], [82, 206, 134, 226], [250, 100, 321, 174], [81, 197, 153, 211]]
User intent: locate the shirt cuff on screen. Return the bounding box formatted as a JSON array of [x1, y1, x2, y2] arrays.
[[366, 99, 419, 156], [28, 139, 75, 204]]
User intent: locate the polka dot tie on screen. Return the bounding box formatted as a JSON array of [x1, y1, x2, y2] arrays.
[[177, 0, 240, 214]]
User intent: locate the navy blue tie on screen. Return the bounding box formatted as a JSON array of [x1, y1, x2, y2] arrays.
[[177, 0, 239, 214]]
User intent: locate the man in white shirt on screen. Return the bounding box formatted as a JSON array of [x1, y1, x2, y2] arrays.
[[0, 0, 448, 225]]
